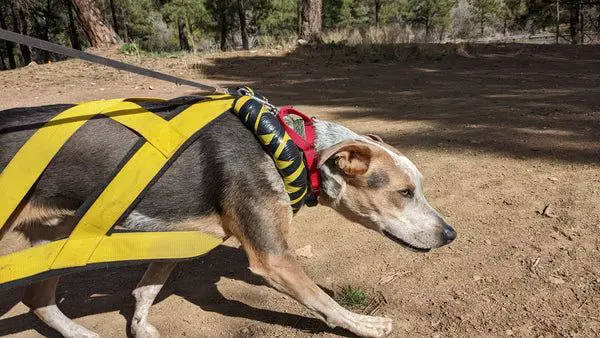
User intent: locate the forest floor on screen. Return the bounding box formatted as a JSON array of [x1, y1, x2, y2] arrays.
[[1, 43, 599, 338]]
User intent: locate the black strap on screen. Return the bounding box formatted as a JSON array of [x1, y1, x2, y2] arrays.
[[0, 28, 222, 93]]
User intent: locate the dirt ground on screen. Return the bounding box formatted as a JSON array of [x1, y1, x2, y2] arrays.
[[1, 43, 599, 338]]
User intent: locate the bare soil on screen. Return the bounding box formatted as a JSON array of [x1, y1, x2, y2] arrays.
[[1, 43, 599, 338]]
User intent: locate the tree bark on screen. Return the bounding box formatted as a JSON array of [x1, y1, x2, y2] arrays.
[[238, 0, 249, 50], [67, 0, 82, 50], [298, 0, 322, 43], [0, 5, 17, 69], [177, 16, 191, 51], [570, 0, 581, 44], [70, 0, 118, 47], [12, 7, 32, 65]]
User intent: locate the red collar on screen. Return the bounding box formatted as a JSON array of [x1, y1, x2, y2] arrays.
[[276, 107, 321, 202]]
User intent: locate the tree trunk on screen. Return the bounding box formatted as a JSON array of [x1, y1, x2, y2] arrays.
[[298, 0, 322, 43], [480, 6, 485, 36], [11, 7, 32, 65], [238, 0, 249, 50], [556, 0, 560, 44], [109, 0, 119, 36], [570, 0, 581, 44], [177, 16, 191, 51], [41, 0, 51, 62], [0, 5, 17, 69], [0, 49, 6, 70], [70, 0, 118, 47], [580, 2, 584, 44], [67, 0, 82, 50], [374, 0, 381, 28], [219, 10, 228, 51]]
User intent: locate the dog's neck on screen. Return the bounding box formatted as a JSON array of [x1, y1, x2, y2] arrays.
[[313, 119, 365, 151], [285, 117, 368, 206]]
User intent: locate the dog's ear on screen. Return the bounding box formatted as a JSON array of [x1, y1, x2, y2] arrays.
[[318, 141, 372, 176], [364, 133, 384, 143]]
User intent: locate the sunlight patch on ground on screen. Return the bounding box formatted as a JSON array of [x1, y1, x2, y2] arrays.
[[412, 67, 440, 73], [512, 127, 578, 136]]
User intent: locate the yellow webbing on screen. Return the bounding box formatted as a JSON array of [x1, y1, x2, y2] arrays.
[[0, 96, 234, 286]]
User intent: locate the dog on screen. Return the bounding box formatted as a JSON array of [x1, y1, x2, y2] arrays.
[[0, 96, 456, 338]]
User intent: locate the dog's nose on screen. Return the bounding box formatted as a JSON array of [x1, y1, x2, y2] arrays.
[[442, 224, 456, 244]]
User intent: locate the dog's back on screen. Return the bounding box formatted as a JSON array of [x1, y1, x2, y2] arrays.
[[0, 97, 286, 246]]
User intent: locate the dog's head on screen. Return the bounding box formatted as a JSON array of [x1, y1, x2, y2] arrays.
[[317, 136, 455, 251]]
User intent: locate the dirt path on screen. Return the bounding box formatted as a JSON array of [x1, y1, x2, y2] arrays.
[[1, 44, 599, 337]]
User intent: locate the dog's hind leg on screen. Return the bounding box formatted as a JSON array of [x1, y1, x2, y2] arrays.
[[23, 277, 99, 338], [131, 261, 177, 338]]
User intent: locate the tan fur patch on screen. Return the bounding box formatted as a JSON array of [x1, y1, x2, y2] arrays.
[[168, 215, 227, 238], [4, 200, 74, 233]]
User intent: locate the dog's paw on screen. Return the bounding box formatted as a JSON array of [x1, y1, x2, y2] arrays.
[[131, 321, 161, 338], [346, 314, 393, 338]]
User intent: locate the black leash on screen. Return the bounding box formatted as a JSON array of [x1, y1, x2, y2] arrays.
[[0, 28, 226, 93]]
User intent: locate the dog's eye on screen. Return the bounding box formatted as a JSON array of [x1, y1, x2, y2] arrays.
[[399, 189, 414, 198]]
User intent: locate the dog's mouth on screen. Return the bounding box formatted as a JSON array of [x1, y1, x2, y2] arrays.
[[383, 230, 431, 253]]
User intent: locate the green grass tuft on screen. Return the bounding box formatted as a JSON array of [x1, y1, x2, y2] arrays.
[[118, 43, 140, 56], [338, 285, 369, 308]]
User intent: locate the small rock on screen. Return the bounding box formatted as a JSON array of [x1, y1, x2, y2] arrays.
[[241, 328, 249, 334], [295, 245, 313, 258], [538, 204, 557, 218], [297, 39, 308, 45], [547, 176, 559, 182], [484, 239, 492, 245], [148, 85, 154, 90], [506, 329, 514, 336], [473, 275, 483, 281], [549, 276, 565, 285], [99, 88, 105, 91], [27, 61, 38, 67]]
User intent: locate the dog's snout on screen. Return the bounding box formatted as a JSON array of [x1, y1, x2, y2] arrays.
[[442, 224, 456, 244]]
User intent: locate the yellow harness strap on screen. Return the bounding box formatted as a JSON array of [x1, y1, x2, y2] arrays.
[[0, 96, 234, 287]]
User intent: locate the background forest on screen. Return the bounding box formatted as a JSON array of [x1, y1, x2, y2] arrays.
[[1, 0, 600, 70]]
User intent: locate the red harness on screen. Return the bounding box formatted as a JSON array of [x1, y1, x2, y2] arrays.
[[277, 107, 321, 200]]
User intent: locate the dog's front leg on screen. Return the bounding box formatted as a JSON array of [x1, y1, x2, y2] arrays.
[[245, 250, 393, 337], [131, 261, 177, 338]]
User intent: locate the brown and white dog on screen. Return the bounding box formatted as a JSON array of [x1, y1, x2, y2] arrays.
[[0, 96, 456, 338]]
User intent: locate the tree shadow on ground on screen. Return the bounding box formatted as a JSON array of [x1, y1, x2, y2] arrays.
[[0, 246, 352, 337], [198, 43, 600, 164]]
